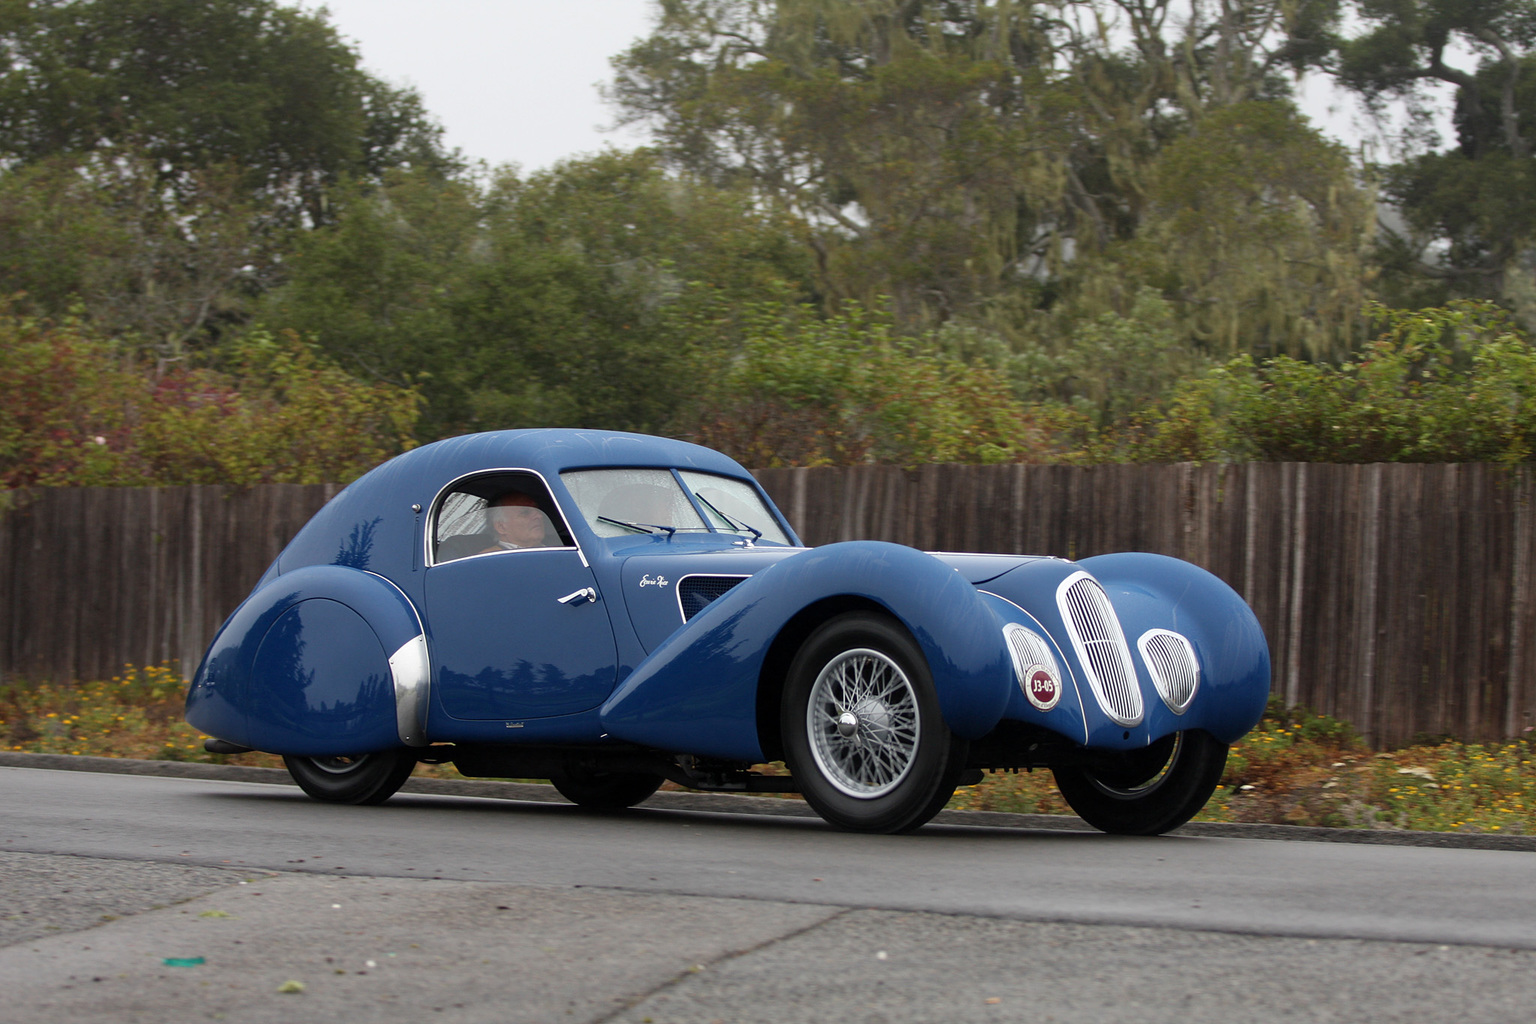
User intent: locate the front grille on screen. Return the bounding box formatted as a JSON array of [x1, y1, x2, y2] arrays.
[[1139, 629, 1200, 713], [1057, 573, 1143, 726], [678, 575, 747, 621], [1002, 624, 1060, 687]]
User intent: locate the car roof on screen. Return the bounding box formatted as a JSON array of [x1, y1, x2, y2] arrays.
[[270, 429, 764, 581]]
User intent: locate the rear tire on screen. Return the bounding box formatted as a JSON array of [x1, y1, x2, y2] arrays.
[[1051, 730, 1227, 835], [283, 750, 416, 805], [781, 612, 966, 834], [549, 769, 664, 810]]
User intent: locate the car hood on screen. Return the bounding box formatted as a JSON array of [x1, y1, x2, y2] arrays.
[[926, 552, 1055, 584]]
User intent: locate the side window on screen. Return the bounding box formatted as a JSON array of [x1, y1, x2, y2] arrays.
[[431, 473, 573, 564]]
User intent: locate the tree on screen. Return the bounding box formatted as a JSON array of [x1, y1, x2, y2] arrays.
[[0, 0, 451, 225], [266, 150, 811, 439], [608, 0, 1092, 327], [1302, 0, 1536, 315], [0, 150, 277, 358], [0, 306, 419, 487], [1121, 301, 1536, 462], [686, 300, 1045, 466], [610, 1, 1373, 357], [1073, 101, 1373, 359]]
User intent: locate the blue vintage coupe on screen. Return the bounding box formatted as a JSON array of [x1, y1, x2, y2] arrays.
[[187, 429, 1270, 834]]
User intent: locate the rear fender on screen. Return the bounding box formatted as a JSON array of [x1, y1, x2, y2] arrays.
[[185, 565, 429, 754], [599, 542, 1011, 761]]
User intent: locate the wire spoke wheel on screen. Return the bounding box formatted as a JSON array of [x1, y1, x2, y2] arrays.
[[783, 612, 966, 834], [807, 648, 920, 798]]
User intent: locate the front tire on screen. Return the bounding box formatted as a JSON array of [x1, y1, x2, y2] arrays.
[[781, 612, 966, 834], [549, 769, 664, 810], [283, 749, 417, 805], [1051, 730, 1227, 835]]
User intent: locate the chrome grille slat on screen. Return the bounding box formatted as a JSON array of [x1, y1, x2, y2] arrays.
[[1139, 629, 1200, 713], [1057, 573, 1143, 726]]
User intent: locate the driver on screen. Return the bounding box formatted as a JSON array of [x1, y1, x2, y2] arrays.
[[481, 493, 550, 552]]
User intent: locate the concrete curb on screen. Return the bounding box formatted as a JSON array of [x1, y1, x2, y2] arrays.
[[2, 750, 1532, 851]]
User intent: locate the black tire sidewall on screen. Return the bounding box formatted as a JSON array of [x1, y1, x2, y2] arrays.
[[283, 749, 416, 805], [1051, 730, 1227, 835], [782, 611, 961, 834], [548, 770, 664, 810]]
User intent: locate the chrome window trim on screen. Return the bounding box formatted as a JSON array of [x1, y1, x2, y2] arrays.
[[424, 466, 587, 569], [1054, 571, 1144, 727], [674, 572, 751, 622]]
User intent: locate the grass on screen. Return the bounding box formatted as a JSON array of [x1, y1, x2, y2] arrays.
[[4, 666, 1534, 834]]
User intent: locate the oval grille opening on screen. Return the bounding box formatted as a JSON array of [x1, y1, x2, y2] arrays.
[[1057, 573, 1143, 726], [1139, 629, 1200, 713]]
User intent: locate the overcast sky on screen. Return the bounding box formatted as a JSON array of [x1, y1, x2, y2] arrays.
[[312, 0, 657, 172], [311, 1, 1439, 173]]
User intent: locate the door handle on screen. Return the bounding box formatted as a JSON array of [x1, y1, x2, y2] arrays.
[[557, 587, 598, 606]]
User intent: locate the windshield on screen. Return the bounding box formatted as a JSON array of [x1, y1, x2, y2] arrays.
[[677, 471, 791, 545], [562, 468, 707, 538], [561, 468, 791, 544]]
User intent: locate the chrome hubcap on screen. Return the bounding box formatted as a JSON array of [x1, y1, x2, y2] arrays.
[[807, 648, 920, 798]]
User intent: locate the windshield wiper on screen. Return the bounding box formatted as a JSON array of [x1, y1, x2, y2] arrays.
[[695, 496, 763, 543], [597, 516, 677, 537]]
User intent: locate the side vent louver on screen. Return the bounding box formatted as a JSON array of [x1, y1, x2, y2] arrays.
[[1139, 629, 1200, 713], [678, 575, 747, 621], [1056, 572, 1143, 726]]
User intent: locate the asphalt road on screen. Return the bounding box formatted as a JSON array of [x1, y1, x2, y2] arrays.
[[3, 758, 1535, 1023]]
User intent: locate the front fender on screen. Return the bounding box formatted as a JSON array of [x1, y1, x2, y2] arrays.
[[599, 541, 1011, 761], [186, 565, 429, 754]]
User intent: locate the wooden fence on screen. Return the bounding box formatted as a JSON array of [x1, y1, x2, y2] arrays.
[[0, 484, 342, 688], [4, 464, 1534, 747]]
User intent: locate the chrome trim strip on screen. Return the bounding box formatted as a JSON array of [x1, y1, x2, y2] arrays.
[[423, 466, 588, 569], [1055, 571, 1144, 727], [1138, 628, 1200, 714], [388, 633, 431, 747]]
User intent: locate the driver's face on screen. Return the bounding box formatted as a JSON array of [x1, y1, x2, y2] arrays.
[[492, 498, 547, 547]]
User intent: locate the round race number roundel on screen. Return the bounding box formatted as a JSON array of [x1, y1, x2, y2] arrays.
[[1023, 665, 1061, 711]]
